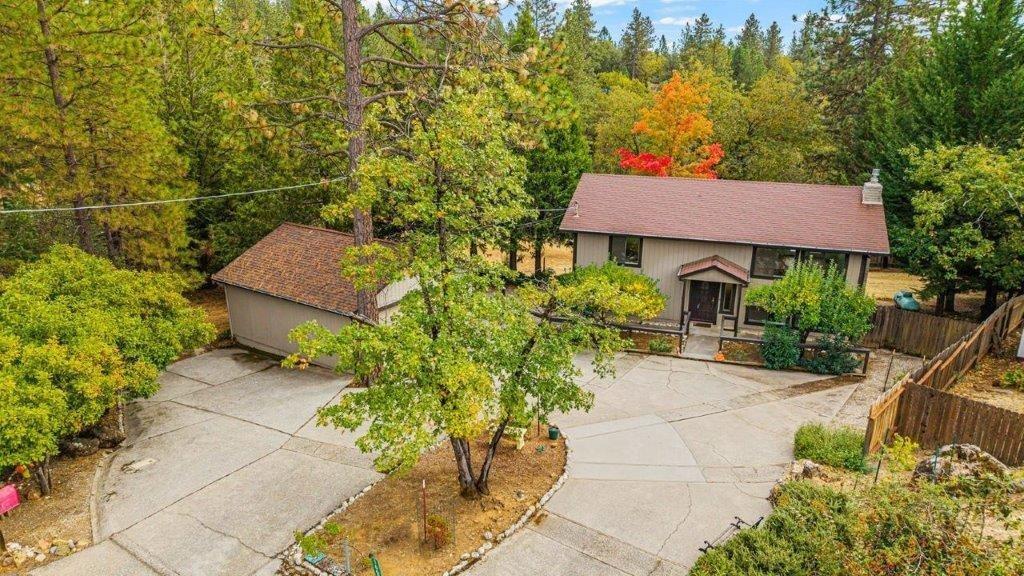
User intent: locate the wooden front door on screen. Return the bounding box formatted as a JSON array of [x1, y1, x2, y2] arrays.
[[688, 280, 721, 324]]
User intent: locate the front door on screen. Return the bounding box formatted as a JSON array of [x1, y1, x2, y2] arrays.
[[688, 280, 721, 324]]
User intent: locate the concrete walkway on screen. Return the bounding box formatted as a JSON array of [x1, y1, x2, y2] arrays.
[[33, 348, 381, 576], [468, 354, 858, 575]]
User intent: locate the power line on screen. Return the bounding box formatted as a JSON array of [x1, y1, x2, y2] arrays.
[[0, 177, 345, 215]]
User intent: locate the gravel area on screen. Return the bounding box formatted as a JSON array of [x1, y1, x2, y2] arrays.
[[832, 350, 926, 430]]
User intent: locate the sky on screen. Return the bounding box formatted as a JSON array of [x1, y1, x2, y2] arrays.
[[580, 0, 823, 46]]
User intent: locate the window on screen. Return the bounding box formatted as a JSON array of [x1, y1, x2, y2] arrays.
[[745, 304, 769, 325], [720, 283, 737, 314], [609, 235, 642, 267], [800, 250, 848, 278], [751, 247, 797, 278]]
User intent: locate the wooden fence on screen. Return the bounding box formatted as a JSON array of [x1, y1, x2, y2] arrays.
[[861, 306, 978, 358], [864, 295, 1024, 463]]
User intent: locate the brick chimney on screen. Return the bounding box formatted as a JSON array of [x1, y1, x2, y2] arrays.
[[862, 169, 883, 205]]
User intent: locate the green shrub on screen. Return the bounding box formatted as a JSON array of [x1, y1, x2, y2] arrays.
[[648, 337, 675, 354], [884, 434, 920, 472], [793, 423, 867, 472], [802, 334, 860, 375], [761, 323, 800, 370], [998, 366, 1024, 390], [691, 479, 1024, 576]]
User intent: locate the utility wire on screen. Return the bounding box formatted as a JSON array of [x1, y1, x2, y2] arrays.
[[0, 177, 345, 215]]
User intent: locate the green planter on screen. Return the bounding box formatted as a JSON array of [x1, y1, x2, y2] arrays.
[[548, 425, 560, 440]]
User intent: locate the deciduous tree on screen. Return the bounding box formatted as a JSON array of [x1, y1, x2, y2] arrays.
[[285, 74, 665, 497], [624, 71, 724, 178]]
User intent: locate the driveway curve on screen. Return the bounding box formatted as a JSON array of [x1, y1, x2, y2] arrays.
[[33, 348, 380, 576], [467, 354, 857, 575]]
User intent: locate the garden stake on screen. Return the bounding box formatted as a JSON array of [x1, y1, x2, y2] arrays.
[[370, 553, 383, 576], [882, 349, 896, 391], [421, 479, 427, 544], [873, 454, 883, 485]]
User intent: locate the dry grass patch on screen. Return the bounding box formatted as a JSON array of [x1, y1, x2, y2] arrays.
[[311, 433, 565, 576], [865, 268, 986, 318], [483, 243, 573, 275]]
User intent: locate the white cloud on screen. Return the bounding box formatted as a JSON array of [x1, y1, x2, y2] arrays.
[[657, 16, 695, 26]]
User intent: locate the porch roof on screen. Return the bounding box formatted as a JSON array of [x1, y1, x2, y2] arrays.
[[677, 255, 750, 285]]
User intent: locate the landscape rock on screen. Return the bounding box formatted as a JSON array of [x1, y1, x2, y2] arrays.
[[60, 436, 101, 457], [913, 444, 1010, 482], [790, 459, 823, 479], [483, 531, 493, 541], [53, 540, 72, 557]]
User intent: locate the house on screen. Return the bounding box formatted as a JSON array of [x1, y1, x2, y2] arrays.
[[212, 223, 415, 367], [559, 172, 890, 331]]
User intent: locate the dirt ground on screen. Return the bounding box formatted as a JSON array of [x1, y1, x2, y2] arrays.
[[187, 285, 230, 337], [311, 432, 566, 576], [950, 328, 1024, 414], [625, 330, 682, 354], [0, 452, 104, 573], [865, 268, 985, 319]]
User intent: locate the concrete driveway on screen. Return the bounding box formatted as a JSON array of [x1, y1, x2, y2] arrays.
[[34, 348, 381, 576], [468, 354, 858, 575]]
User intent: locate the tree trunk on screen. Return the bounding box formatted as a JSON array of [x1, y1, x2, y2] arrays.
[[942, 287, 956, 315], [342, 0, 378, 323], [532, 236, 543, 276], [982, 280, 999, 319], [507, 241, 518, 272], [33, 456, 52, 496], [37, 0, 93, 252], [469, 240, 478, 257], [450, 438, 479, 498], [474, 420, 508, 495]]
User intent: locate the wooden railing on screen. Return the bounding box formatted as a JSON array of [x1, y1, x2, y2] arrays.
[[863, 295, 1024, 459], [716, 334, 871, 374]]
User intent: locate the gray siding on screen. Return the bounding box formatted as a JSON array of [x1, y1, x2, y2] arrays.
[[223, 285, 350, 368], [573, 232, 870, 327]]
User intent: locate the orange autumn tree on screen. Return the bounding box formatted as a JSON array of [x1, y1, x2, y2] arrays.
[[617, 71, 724, 178]]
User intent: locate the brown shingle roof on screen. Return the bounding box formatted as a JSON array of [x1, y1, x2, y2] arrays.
[[678, 255, 750, 284], [212, 223, 391, 316], [560, 174, 890, 254]]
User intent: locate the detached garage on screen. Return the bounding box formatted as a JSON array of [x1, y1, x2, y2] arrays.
[[212, 222, 413, 367]]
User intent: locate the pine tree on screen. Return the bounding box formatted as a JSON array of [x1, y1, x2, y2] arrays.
[[0, 0, 192, 270], [509, 2, 540, 52], [620, 8, 655, 79], [732, 13, 767, 86], [528, 0, 558, 39], [765, 21, 784, 69]]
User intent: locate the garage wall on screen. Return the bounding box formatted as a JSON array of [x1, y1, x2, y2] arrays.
[[223, 285, 350, 368]]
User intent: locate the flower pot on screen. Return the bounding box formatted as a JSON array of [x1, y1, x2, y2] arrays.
[[548, 425, 560, 440]]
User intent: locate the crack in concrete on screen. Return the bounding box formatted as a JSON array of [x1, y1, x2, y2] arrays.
[[170, 509, 272, 560], [654, 486, 692, 558]]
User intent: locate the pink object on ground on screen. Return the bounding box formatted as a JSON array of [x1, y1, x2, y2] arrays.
[[0, 484, 20, 515]]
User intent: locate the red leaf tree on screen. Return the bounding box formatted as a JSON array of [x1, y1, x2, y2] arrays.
[[619, 71, 724, 178]]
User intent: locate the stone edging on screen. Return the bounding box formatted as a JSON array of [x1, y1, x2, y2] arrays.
[[89, 448, 116, 544], [279, 436, 572, 576]]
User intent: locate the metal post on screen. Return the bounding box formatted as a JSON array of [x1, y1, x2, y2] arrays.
[[343, 538, 351, 575], [421, 479, 427, 544]]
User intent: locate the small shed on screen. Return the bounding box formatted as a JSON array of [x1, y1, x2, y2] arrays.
[[212, 223, 412, 367]]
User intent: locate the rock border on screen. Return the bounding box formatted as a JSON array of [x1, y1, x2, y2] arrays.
[[278, 436, 572, 576]]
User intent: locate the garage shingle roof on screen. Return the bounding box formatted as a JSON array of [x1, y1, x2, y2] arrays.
[[212, 223, 391, 316], [560, 174, 890, 254]]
